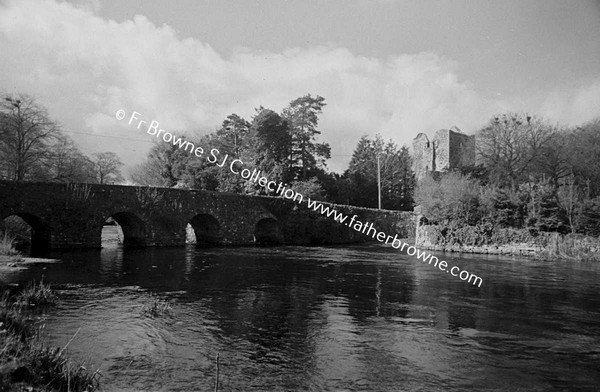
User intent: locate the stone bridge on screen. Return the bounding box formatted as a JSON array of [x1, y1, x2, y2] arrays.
[[0, 180, 414, 250]]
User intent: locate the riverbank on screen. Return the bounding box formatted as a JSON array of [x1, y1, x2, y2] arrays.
[[0, 281, 100, 391], [0, 256, 59, 285], [416, 224, 600, 261]]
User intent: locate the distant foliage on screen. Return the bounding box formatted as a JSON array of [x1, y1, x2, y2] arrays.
[[412, 114, 600, 237], [0, 93, 98, 183], [415, 172, 480, 224], [479, 186, 527, 228], [291, 178, 326, 201], [520, 179, 567, 233], [417, 172, 577, 234], [577, 197, 600, 237], [92, 151, 124, 184], [345, 134, 414, 210], [476, 113, 557, 187], [282, 94, 331, 181]]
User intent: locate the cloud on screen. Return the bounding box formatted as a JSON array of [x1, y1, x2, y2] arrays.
[[539, 81, 600, 127], [0, 0, 598, 173]]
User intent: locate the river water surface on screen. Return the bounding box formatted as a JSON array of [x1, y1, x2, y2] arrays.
[[4, 229, 600, 391]]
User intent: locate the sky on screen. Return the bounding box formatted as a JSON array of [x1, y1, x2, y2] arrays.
[[0, 0, 599, 173]]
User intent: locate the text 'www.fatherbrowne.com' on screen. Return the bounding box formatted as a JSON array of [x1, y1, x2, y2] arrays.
[[117, 109, 483, 287]]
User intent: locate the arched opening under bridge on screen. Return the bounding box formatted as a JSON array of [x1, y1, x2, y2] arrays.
[[0, 213, 51, 256], [187, 214, 222, 246], [254, 217, 283, 245], [102, 212, 146, 247]]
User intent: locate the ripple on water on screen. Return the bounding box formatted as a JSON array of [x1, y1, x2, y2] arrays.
[[12, 244, 600, 391]]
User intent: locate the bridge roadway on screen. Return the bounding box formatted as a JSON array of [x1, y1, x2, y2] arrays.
[[0, 180, 414, 250]]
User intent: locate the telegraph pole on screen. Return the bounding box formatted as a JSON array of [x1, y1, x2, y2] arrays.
[[377, 154, 381, 210]]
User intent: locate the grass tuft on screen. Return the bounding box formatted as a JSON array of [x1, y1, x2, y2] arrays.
[[0, 286, 100, 392], [141, 295, 171, 317], [15, 280, 57, 308], [0, 232, 21, 257]]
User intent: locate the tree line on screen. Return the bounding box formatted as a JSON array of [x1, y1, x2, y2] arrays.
[[129, 94, 415, 210], [3, 90, 599, 236], [416, 113, 600, 236], [0, 93, 124, 184]]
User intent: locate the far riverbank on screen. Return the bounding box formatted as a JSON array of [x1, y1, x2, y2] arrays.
[[416, 224, 600, 261]]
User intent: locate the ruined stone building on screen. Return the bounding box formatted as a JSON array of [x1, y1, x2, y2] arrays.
[[412, 126, 475, 180]]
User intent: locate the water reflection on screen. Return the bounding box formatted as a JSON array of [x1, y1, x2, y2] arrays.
[[2, 241, 600, 391]]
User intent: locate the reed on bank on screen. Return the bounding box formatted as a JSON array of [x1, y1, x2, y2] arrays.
[[0, 282, 101, 392], [141, 294, 171, 317], [417, 223, 600, 261], [0, 232, 24, 265]]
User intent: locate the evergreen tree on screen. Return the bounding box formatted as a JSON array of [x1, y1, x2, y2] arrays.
[[346, 135, 414, 210], [282, 94, 331, 180], [577, 197, 600, 236], [245, 108, 293, 187], [215, 113, 250, 156]]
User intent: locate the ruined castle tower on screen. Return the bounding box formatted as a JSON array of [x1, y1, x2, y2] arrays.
[[412, 126, 475, 180]]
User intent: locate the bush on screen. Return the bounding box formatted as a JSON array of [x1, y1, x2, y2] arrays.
[[519, 179, 568, 233], [577, 197, 600, 236], [537, 233, 600, 262], [423, 223, 540, 247], [479, 186, 527, 228], [415, 172, 480, 224]]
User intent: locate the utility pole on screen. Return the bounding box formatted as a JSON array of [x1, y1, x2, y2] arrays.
[[377, 154, 381, 210]]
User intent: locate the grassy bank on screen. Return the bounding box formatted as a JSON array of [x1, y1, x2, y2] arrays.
[[0, 281, 100, 392], [416, 224, 600, 261], [536, 233, 600, 262]]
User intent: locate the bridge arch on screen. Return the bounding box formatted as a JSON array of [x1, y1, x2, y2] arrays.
[[188, 213, 222, 246], [0, 212, 51, 254], [254, 217, 283, 245], [105, 212, 147, 247]]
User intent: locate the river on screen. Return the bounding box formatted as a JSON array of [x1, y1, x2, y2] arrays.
[[3, 227, 600, 391]]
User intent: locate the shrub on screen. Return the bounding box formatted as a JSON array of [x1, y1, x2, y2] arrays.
[[577, 197, 600, 236], [479, 186, 528, 228], [415, 172, 480, 224]]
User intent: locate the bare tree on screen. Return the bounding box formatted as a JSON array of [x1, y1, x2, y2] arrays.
[[476, 113, 556, 187], [47, 135, 97, 183], [0, 94, 60, 181], [557, 173, 580, 234], [128, 158, 172, 187], [92, 152, 124, 184]]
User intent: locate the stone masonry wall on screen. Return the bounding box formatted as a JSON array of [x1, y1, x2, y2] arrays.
[[0, 180, 416, 249], [412, 133, 434, 180], [412, 127, 475, 180]]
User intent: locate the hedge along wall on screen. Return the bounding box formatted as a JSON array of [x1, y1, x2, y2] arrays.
[[416, 223, 600, 260]]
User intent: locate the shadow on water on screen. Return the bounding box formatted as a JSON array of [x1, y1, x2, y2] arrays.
[[3, 236, 600, 391]]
